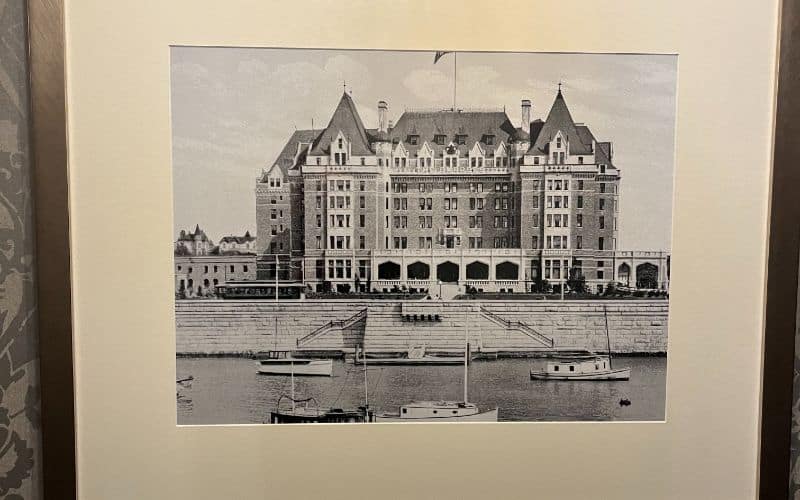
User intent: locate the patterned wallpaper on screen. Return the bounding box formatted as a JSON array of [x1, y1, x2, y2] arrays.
[[793, 260, 800, 497], [0, 0, 43, 498]]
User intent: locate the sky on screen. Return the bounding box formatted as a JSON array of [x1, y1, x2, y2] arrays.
[[171, 48, 677, 251]]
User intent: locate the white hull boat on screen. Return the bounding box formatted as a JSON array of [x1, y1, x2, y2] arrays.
[[256, 357, 332, 377], [530, 366, 630, 381], [529, 354, 629, 381], [374, 401, 498, 422]]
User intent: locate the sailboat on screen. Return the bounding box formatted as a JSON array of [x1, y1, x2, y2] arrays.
[[269, 352, 373, 424], [255, 318, 332, 376], [529, 305, 630, 381], [373, 313, 498, 422]]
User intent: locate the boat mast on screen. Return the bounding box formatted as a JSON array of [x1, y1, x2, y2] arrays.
[[290, 360, 296, 413], [603, 305, 613, 370], [363, 344, 369, 408], [464, 308, 468, 404]]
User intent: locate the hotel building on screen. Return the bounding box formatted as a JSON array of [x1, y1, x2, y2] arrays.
[[255, 89, 668, 293]]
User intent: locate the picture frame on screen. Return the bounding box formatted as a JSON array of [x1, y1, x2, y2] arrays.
[[758, 0, 800, 497], [29, 0, 791, 497]]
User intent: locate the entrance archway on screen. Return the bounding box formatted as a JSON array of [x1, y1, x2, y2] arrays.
[[636, 263, 659, 289], [495, 261, 519, 280], [436, 261, 459, 283], [407, 261, 430, 280], [466, 261, 489, 280], [378, 261, 401, 280], [618, 263, 631, 286]]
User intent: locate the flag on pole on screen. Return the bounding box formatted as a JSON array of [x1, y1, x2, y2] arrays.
[[434, 51, 452, 64]]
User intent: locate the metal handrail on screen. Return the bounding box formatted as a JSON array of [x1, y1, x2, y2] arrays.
[[479, 307, 554, 347]]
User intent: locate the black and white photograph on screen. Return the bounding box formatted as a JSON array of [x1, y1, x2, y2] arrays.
[[172, 48, 677, 424]]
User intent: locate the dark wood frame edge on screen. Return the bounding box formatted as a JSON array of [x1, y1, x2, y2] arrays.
[[759, 0, 800, 497], [27, 0, 76, 497]]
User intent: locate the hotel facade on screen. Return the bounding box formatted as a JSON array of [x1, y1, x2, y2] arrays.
[[255, 89, 669, 294]]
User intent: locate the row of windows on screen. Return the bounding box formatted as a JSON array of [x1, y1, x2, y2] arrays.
[[315, 180, 367, 192], [176, 264, 248, 273]]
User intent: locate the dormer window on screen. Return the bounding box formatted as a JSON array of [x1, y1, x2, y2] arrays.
[[556, 137, 562, 148], [408, 135, 419, 145], [455, 134, 467, 145], [338, 138, 343, 149], [484, 135, 495, 145], [434, 134, 446, 145], [600, 164, 607, 173]]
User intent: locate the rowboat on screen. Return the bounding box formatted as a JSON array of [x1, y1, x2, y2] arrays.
[[529, 355, 630, 381]]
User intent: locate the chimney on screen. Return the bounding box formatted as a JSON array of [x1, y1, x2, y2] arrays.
[[521, 99, 531, 135], [378, 101, 388, 133]]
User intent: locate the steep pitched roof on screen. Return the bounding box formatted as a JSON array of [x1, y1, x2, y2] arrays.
[[309, 92, 372, 156], [269, 129, 321, 175], [219, 231, 256, 244], [387, 110, 519, 157], [528, 90, 592, 155]]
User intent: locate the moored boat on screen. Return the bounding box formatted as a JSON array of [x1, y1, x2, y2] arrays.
[[354, 345, 462, 366], [256, 318, 333, 376], [270, 394, 373, 423], [256, 351, 333, 376], [529, 355, 630, 381], [529, 306, 630, 381], [374, 401, 498, 422]]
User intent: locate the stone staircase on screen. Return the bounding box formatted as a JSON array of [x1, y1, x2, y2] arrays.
[[479, 306, 554, 348], [362, 303, 555, 354], [295, 307, 367, 350]]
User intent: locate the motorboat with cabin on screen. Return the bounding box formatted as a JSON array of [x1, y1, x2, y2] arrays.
[[529, 354, 630, 381], [373, 401, 498, 422], [530, 305, 631, 381], [255, 350, 333, 376], [255, 318, 333, 376]]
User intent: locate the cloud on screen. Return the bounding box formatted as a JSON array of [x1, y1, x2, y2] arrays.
[[403, 69, 452, 103]]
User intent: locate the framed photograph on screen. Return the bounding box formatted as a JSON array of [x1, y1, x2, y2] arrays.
[[172, 47, 675, 426], [54, 0, 781, 497]]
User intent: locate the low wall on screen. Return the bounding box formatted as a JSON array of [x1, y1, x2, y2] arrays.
[[175, 299, 668, 355]]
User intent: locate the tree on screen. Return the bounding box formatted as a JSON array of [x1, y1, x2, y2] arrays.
[[636, 263, 659, 289], [566, 268, 587, 294], [531, 277, 551, 293]]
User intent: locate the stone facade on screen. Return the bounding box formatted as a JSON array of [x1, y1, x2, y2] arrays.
[[254, 89, 669, 294], [175, 299, 668, 355], [174, 255, 256, 296]]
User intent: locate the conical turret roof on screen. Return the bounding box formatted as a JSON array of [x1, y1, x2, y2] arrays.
[[310, 92, 373, 156], [528, 89, 592, 155]]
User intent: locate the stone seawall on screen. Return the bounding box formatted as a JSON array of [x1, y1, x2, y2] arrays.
[[175, 299, 668, 355]]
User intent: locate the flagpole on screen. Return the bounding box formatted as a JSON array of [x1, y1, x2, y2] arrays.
[[453, 52, 457, 111]]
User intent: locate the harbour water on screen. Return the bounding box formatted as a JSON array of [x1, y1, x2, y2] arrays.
[[177, 356, 666, 424]]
